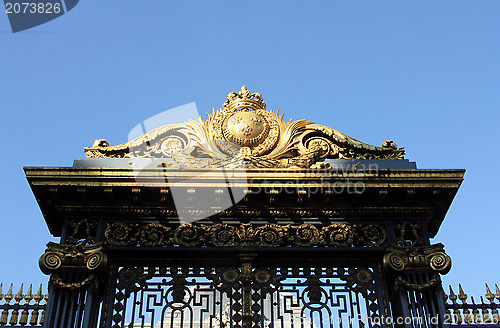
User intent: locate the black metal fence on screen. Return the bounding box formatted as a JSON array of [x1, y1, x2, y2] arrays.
[[444, 284, 500, 327], [0, 284, 47, 327]]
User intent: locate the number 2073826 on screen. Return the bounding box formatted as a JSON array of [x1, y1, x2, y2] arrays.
[[5, 2, 61, 14]]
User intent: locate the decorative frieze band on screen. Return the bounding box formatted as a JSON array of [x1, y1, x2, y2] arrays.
[[104, 222, 387, 248]]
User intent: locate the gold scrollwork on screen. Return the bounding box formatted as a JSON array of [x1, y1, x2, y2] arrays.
[[395, 221, 424, 247], [338, 267, 375, 298], [322, 223, 354, 246], [207, 266, 284, 297], [210, 224, 238, 246], [116, 267, 152, 297], [174, 224, 206, 246], [66, 219, 97, 245], [288, 224, 323, 247], [104, 222, 135, 246], [85, 86, 405, 167], [139, 223, 173, 246], [393, 273, 441, 292], [50, 273, 98, 291], [39, 252, 62, 272], [104, 222, 387, 248], [356, 224, 387, 247], [255, 224, 285, 247]]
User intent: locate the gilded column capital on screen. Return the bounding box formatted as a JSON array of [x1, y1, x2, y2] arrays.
[[39, 242, 107, 290], [383, 243, 451, 275]]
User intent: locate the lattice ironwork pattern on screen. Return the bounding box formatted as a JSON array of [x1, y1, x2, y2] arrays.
[[107, 266, 241, 328], [105, 263, 388, 328], [256, 267, 383, 328]]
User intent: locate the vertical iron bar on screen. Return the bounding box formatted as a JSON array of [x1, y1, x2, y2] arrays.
[[52, 282, 65, 327], [58, 272, 74, 328], [75, 283, 87, 328], [406, 275, 420, 328], [81, 280, 97, 328]]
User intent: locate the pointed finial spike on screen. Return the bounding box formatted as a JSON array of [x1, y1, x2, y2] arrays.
[[441, 285, 448, 302], [16, 284, 23, 296], [449, 285, 457, 304], [4, 284, 14, 304], [486, 283, 495, 303], [458, 284, 468, 303], [14, 284, 24, 303], [495, 284, 500, 301], [34, 284, 43, 302], [26, 285, 33, 298], [37, 284, 42, 296]]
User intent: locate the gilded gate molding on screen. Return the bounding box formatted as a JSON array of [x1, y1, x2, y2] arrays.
[[84, 86, 404, 168]]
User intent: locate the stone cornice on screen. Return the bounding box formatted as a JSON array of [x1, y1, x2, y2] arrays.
[[25, 166, 464, 238], [25, 167, 464, 188]]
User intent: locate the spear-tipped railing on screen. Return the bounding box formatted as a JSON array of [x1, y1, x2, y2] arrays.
[[0, 284, 48, 327], [444, 283, 500, 326]]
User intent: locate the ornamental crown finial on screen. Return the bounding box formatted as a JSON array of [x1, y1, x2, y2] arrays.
[[223, 85, 266, 111]]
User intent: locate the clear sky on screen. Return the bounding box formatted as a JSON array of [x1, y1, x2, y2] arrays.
[[1, 1, 499, 298]]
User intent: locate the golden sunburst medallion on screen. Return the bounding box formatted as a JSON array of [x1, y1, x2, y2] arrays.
[[210, 86, 280, 156]]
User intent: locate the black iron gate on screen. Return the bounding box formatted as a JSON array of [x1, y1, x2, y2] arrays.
[[104, 259, 389, 328]]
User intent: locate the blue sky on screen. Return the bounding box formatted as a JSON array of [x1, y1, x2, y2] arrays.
[[1, 1, 499, 298]]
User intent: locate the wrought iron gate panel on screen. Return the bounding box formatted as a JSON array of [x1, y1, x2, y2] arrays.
[[104, 262, 389, 328], [253, 266, 386, 328], [106, 265, 241, 328]]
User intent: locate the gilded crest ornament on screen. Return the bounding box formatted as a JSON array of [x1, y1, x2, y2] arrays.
[[85, 86, 405, 167]]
